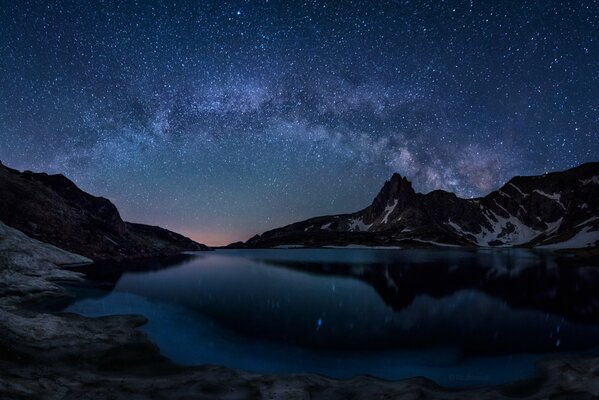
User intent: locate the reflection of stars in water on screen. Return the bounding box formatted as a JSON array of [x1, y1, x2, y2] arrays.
[[549, 322, 563, 348]]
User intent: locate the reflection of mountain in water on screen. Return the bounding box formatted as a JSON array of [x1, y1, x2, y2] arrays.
[[68, 253, 198, 285], [62, 254, 198, 306], [65, 250, 599, 355], [250, 250, 599, 324]]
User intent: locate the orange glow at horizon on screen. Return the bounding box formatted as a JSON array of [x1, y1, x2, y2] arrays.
[[176, 228, 246, 247]]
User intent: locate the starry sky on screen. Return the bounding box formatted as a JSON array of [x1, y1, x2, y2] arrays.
[[0, 1, 597, 245]]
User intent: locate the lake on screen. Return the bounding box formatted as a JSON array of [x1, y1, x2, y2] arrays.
[[63, 248, 599, 388]]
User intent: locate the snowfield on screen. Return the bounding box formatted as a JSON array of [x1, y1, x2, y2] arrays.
[[538, 227, 599, 249]]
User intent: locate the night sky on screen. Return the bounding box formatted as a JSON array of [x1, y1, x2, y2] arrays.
[[1, 1, 597, 245]]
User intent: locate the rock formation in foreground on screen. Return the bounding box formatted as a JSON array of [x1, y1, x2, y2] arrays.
[[240, 162, 599, 249], [0, 162, 208, 261]]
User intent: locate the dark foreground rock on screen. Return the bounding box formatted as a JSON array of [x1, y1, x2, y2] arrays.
[[0, 161, 208, 261], [1, 221, 598, 399], [240, 162, 599, 249]]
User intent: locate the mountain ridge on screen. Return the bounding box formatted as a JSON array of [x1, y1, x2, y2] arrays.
[[237, 162, 599, 249], [0, 161, 209, 261]]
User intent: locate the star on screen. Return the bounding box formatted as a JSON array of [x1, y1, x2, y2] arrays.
[[0, 0, 596, 246]]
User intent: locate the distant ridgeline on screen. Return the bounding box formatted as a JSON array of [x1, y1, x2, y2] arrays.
[[238, 163, 599, 250], [0, 161, 208, 261]]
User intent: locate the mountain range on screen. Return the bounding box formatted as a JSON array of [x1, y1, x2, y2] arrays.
[[2, 160, 598, 257], [0, 161, 207, 261], [238, 163, 599, 250]]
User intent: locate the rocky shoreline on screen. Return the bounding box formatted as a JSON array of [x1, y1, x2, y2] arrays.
[[1, 222, 599, 399]]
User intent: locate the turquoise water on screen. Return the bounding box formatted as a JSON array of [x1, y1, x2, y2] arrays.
[[65, 248, 599, 388]]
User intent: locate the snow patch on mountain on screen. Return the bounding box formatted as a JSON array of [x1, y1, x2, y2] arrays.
[[446, 221, 476, 240], [580, 175, 599, 185], [538, 226, 599, 249], [508, 183, 527, 197], [493, 199, 511, 216], [484, 211, 545, 246], [348, 218, 372, 232], [575, 216, 599, 228], [544, 217, 563, 235], [448, 211, 546, 247], [533, 190, 566, 209], [533, 190, 562, 201], [321, 222, 333, 230], [411, 239, 460, 247], [381, 199, 398, 224]]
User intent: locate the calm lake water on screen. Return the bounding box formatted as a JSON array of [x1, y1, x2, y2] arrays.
[[64, 248, 599, 388]]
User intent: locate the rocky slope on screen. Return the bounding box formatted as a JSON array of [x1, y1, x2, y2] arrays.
[[0, 162, 208, 261], [241, 162, 599, 249], [1, 221, 598, 399]]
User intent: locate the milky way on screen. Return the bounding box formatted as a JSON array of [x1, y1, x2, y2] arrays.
[[1, 1, 597, 245]]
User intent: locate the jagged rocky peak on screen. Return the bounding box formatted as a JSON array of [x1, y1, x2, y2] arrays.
[[362, 173, 418, 224], [383, 173, 416, 200], [238, 162, 599, 250], [372, 173, 416, 208]]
